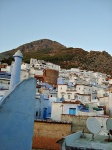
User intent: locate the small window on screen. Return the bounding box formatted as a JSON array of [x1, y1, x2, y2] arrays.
[[68, 95, 70, 99]]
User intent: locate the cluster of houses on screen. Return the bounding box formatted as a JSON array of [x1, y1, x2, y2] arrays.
[[0, 54, 112, 121], [0, 50, 112, 149]]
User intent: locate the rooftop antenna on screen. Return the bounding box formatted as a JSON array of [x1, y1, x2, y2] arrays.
[[86, 117, 101, 141], [106, 118, 112, 142]]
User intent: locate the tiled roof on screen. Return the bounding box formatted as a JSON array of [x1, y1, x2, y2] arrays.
[[62, 100, 82, 104], [32, 136, 60, 150]]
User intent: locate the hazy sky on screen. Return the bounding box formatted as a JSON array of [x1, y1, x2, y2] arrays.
[[0, 0, 112, 55]]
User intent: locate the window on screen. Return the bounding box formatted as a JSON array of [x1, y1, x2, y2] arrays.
[[36, 111, 38, 117], [69, 108, 76, 115]]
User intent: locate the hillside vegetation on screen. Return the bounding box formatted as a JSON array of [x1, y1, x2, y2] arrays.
[[0, 39, 112, 76]]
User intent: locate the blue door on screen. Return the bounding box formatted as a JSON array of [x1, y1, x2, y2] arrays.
[[69, 108, 76, 115], [43, 108, 47, 119]]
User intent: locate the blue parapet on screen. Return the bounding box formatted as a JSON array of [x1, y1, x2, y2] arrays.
[[0, 78, 36, 150]]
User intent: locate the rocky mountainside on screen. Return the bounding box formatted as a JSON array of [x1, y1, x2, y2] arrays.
[[0, 39, 112, 76]]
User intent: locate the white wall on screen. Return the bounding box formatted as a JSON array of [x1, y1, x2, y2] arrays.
[[97, 89, 106, 98], [76, 84, 92, 94], [76, 94, 90, 103], [35, 69, 43, 75], [1, 68, 6, 72], [62, 103, 78, 115], [51, 102, 78, 121], [51, 102, 62, 121], [58, 84, 67, 98], [30, 58, 38, 65], [97, 76, 106, 85], [0, 65, 11, 72], [21, 63, 30, 70], [109, 79, 112, 85], [94, 96, 109, 114], [30, 67, 35, 76], [109, 92, 112, 116], [20, 70, 29, 81]]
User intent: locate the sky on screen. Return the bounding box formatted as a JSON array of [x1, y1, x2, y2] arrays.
[[0, 0, 112, 56]]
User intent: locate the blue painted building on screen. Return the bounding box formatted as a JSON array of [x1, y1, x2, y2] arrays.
[[35, 93, 58, 120]]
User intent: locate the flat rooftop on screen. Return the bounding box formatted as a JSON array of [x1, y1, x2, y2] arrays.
[[59, 132, 112, 150]]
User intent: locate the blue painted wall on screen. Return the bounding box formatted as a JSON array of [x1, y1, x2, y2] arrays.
[[0, 78, 36, 150]]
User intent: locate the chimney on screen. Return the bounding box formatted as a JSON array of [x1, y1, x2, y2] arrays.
[[9, 50, 23, 91]]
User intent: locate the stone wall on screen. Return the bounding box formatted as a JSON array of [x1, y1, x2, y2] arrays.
[[61, 114, 90, 133], [61, 115, 110, 134], [32, 120, 71, 150], [33, 120, 71, 138]]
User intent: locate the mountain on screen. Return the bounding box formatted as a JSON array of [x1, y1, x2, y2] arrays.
[[0, 39, 66, 59], [0, 39, 112, 76]]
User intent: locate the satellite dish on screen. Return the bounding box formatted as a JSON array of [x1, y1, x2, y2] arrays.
[[86, 117, 101, 134], [106, 118, 112, 135]]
